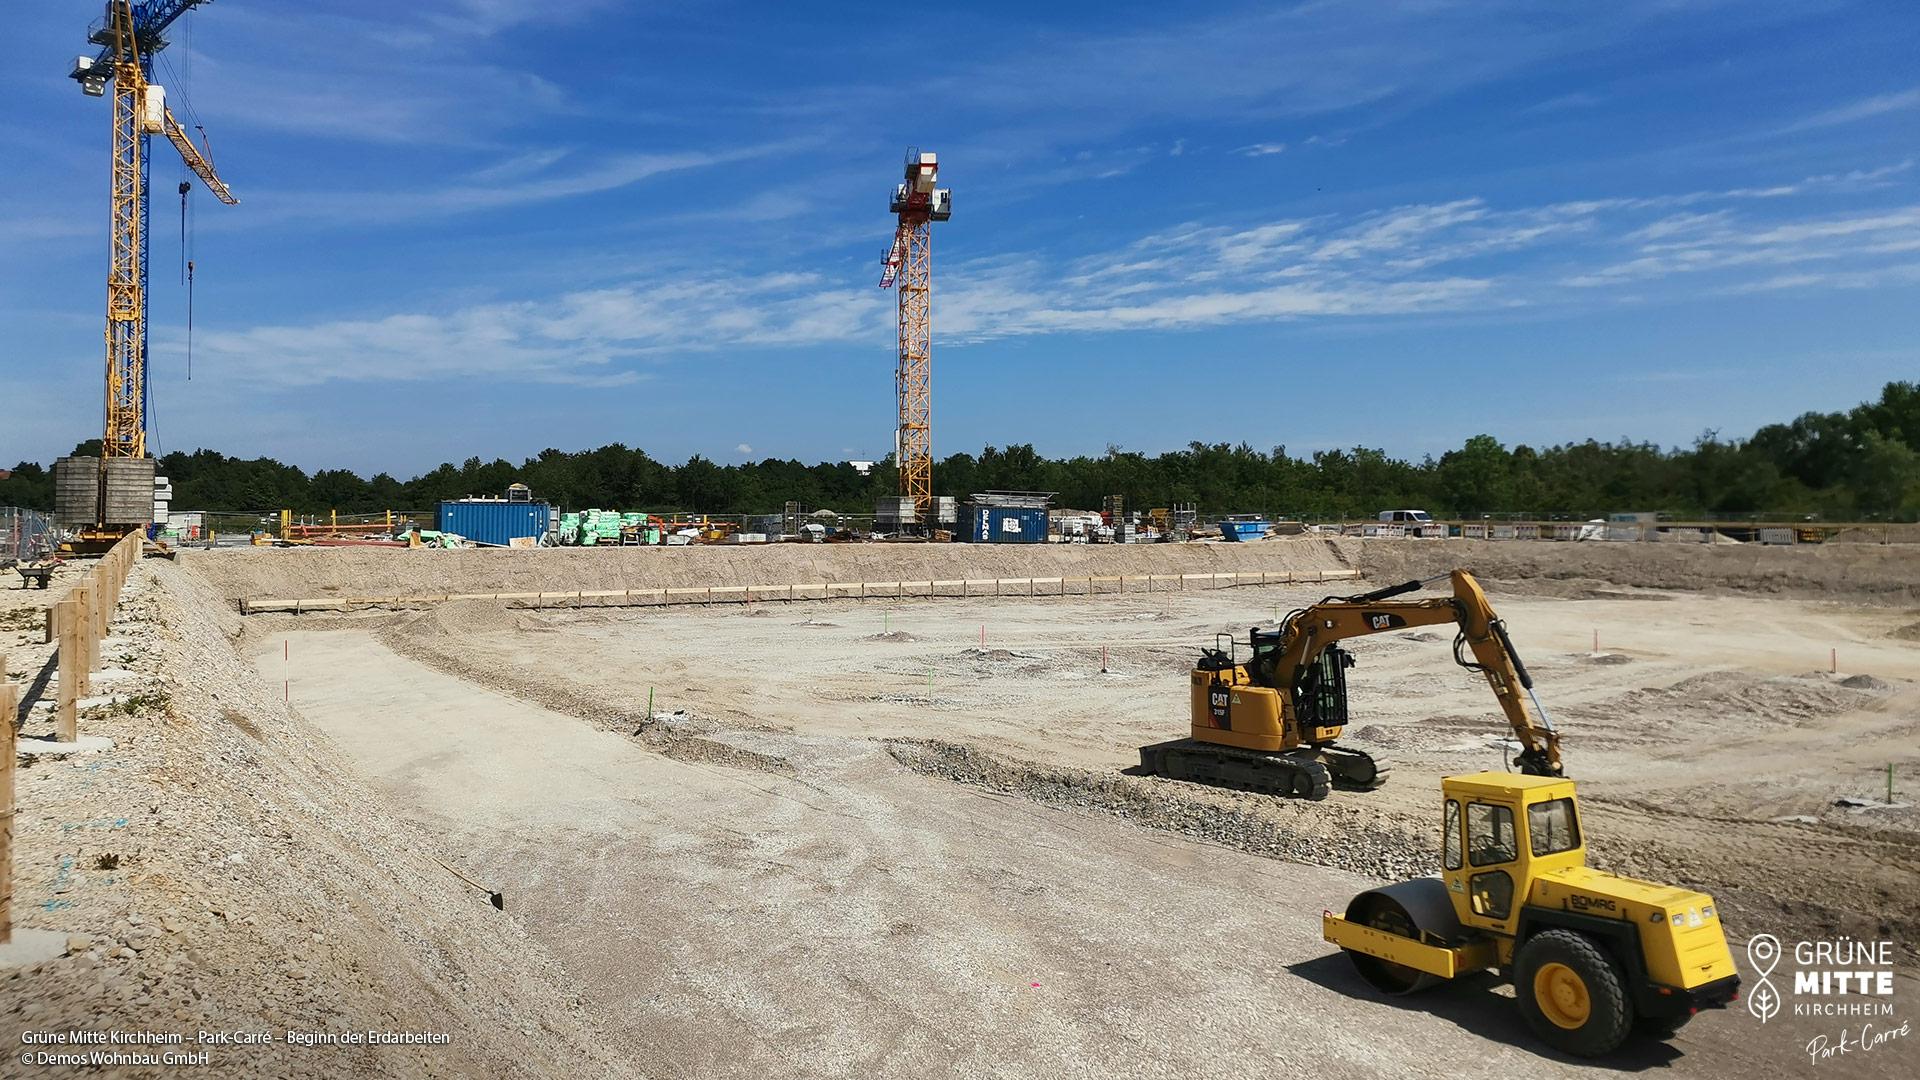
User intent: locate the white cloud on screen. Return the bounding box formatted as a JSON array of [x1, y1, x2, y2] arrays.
[[1777, 87, 1920, 134], [1523, 91, 1606, 114], [1566, 204, 1920, 287], [179, 169, 1920, 385], [1235, 142, 1288, 157], [735, 443, 754, 455]]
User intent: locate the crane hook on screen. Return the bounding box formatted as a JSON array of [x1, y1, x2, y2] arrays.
[[178, 181, 191, 284]]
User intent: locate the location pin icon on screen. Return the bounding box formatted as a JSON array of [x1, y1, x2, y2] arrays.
[[1746, 933, 1781, 1023]]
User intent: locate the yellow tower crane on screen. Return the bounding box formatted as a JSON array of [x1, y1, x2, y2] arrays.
[[879, 149, 951, 527], [60, 0, 236, 548]]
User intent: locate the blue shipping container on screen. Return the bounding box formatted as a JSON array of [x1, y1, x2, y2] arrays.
[[437, 501, 550, 547], [1217, 518, 1269, 542], [967, 506, 1048, 543]]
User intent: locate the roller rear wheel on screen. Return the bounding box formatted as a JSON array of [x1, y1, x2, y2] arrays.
[[1514, 930, 1632, 1057]]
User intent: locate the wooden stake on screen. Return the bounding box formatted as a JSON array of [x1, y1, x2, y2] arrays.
[[86, 576, 107, 643], [56, 600, 80, 741], [64, 588, 94, 697], [1, 675, 14, 945]]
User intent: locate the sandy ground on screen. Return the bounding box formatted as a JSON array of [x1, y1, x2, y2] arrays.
[[9, 540, 1919, 1078], [1, 562, 631, 1080], [258, 625, 1917, 1080], [331, 584, 1920, 941]]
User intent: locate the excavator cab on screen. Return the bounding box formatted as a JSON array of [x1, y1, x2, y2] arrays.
[[1292, 643, 1354, 740]]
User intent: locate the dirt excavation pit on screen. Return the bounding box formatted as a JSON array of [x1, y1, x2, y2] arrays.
[[8, 538, 1916, 1079], [237, 541, 1918, 1077]]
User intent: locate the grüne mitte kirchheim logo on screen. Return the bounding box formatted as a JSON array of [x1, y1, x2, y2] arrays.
[[1746, 932, 1898, 1022]]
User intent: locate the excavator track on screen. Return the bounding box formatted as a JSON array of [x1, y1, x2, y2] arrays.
[[1321, 746, 1390, 791], [1138, 740, 1334, 801]]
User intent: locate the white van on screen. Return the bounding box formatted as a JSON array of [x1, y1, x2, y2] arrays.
[[1377, 509, 1433, 524]]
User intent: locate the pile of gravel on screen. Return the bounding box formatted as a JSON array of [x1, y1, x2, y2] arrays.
[[886, 738, 1435, 882]]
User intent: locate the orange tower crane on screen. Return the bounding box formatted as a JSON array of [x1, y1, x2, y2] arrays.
[[879, 149, 951, 522]]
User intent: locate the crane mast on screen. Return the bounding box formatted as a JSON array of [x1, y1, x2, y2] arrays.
[[879, 149, 950, 523], [63, 0, 236, 543], [103, 0, 146, 459]]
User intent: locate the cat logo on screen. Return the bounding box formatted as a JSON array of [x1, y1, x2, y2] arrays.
[[1208, 687, 1232, 729], [1361, 611, 1407, 631]]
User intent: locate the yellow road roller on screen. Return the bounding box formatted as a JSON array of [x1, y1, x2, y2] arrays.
[[1323, 773, 1740, 1056]]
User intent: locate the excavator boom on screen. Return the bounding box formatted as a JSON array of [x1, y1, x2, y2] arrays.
[[1270, 570, 1562, 776]]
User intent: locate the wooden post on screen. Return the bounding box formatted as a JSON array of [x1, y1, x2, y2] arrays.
[[90, 573, 109, 641], [56, 599, 80, 740], [1, 673, 15, 944], [70, 584, 96, 686]]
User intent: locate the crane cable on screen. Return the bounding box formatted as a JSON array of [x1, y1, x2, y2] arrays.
[[162, 13, 202, 383]]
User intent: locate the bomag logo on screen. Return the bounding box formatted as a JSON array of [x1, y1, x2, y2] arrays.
[[1570, 895, 1617, 913]]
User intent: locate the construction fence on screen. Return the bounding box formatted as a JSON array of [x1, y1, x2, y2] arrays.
[[1331, 520, 1913, 544], [238, 568, 1365, 615], [1, 506, 58, 562]]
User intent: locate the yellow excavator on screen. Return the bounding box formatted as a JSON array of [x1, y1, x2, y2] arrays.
[[1139, 570, 1562, 798]]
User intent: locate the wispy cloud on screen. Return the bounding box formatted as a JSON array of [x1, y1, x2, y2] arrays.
[[1565, 204, 1920, 287], [1523, 91, 1607, 115], [1777, 87, 1920, 133], [171, 270, 889, 388], [433, 0, 619, 35], [1235, 142, 1288, 157], [157, 3, 594, 147], [208, 140, 801, 230], [186, 163, 1920, 383]]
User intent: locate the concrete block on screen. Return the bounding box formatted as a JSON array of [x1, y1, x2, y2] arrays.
[[0, 928, 68, 969], [17, 735, 115, 757]]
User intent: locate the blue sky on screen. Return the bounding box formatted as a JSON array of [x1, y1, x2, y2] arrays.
[[2, 0, 1916, 477]]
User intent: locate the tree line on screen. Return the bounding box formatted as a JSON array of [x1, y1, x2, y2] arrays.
[[4, 381, 1916, 521]]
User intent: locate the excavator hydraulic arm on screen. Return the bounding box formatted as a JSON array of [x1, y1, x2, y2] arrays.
[[1274, 570, 1563, 776], [1146, 567, 1563, 801]]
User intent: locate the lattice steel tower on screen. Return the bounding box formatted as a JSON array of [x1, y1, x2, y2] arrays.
[[72, 1, 236, 464], [879, 149, 951, 521]]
